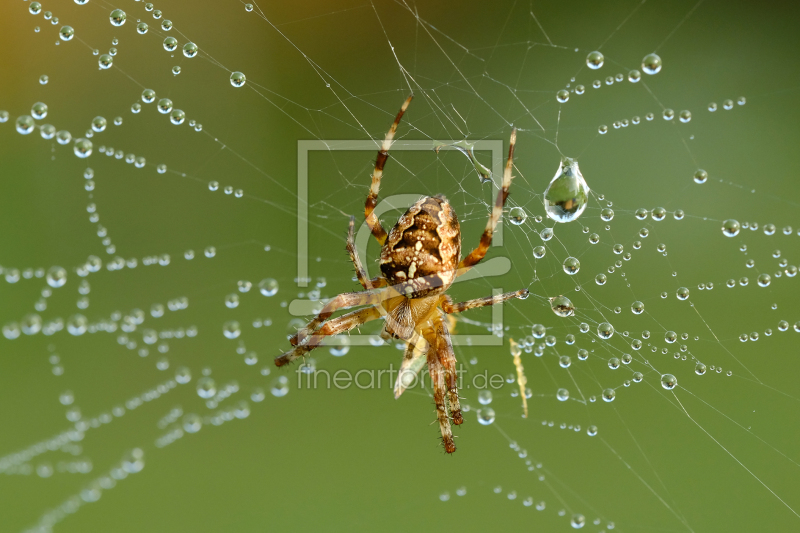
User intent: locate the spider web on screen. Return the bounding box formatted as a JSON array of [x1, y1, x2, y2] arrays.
[[0, 0, 799, 531]]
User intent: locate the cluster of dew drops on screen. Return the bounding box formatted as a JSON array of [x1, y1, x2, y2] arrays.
[[2, 1, 249, 167], [549, 50, 746, 134]]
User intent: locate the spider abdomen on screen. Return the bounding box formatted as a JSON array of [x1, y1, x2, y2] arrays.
[[380, 195, 460, 298]]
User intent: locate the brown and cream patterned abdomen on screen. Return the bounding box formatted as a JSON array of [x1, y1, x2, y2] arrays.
[[379, 195, 461, 299]]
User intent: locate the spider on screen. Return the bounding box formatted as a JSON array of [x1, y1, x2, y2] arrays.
[[275, 95, 528, 453]]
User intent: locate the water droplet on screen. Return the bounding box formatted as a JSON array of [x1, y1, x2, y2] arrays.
[[230, 71, 246, 87], [137, 22, 149, 34], [59, 26, 74, 41], [602, 388, 616, 402], [259, 278, 279, 296], [16, 115, 35, 135], [329, 336, 350, 356], [628, 70, 641, 83], [98, 54, 113, 69], [562, 257, 580, 275], [597, 322, 614, 339], [161, 19, 173, 31], [29, 2, 42, 15], [175, 367, 191, 384], [544, 158, 589, 223], [641, 53, 662, 75], [660, 374, 678, 390], [571, 514, 586, 529], [556, 90, 569, 103], [557, 388, 569, 401], [532, 246, 545, 259], [478, 390, 493, 405], [222, 321, 241, 339], [508, 206, 527, 225], [757, 273, 771, 287], [694, 169, 708, 184], [722, 219, 740, 237], [183, 414, 202, 433], [679, 110, 691, 123], [586, 51, 604, 69], [196, 377, 216, 399], [477, 408, 496, 425], [169, 109, 185, 125], [631, 301, 644, 314], [549, 295, 575, 317], [109, 9, 126, 27], [225, 293, 239, 309], [182, 42, 198, 58], [723, 99, 734, 110], [269, 376, 289, 397], [91, 116, 107, 132], [74, 139, 92, 158], [245, 3, 254, 11], [163, 37, 177, 52], [46, 266, 67, 288]]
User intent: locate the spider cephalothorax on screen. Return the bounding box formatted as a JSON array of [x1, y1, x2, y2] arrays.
[[276, 95, 528, 453]]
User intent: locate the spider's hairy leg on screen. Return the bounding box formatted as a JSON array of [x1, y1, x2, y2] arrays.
[[459, 128, 517, 271], [346, 215, 387, 291], [276, 306, 382, 367], [432, 313, 463, 426], [393, 335, 429, 399], [290, 289, 389, 347], [426, 345, 456, 454], [364, 95, 413, 246], [440, 288, 529, 314]]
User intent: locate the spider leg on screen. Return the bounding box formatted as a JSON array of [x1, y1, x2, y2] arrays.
[[346, 215, 387, 291], [393, 335, 430, 399], [290, 288, 395, 347], [275, 306, 382, 366], [458, 128, 517, 271], [425, 340, 456, 454], [440, 288, 529, 314], [365, 95, 413, 246], [432, 312, 463, 426]]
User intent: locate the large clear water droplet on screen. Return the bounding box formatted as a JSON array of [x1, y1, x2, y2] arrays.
[[544, 157, 589, 223], [549, 295, 575, 317], [586, 51, 604, 69], [660, 374, 677, 390], [642, 53, 662, 75]]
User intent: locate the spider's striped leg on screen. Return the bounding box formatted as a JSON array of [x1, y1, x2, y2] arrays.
[[426, 343, 456, 454], [346, 215, 386, 291], [276, 306, 382, 367], [440, 288, 529, 314], [458, 128, 517, 271], [290, 289, 388, 347], [365, 95, 413, 246], [432, 313, 463, 426]]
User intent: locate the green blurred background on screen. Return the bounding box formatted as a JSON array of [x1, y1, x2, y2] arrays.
[[1, 0, 799, 531]]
